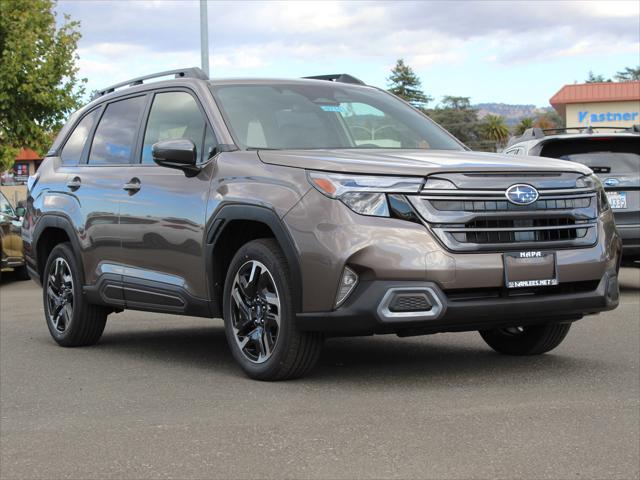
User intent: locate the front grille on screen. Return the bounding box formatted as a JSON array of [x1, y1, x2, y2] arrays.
[[430, 197, 591, 212], [407, 172, 599, 252], [449, 217, 590, 244]]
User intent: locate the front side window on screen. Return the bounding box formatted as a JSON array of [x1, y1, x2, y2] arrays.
[[211, 83, 463, 151], [89, 96, 145, 165], [142, 91, 212, 164], [0, 192, 15, 217], [61, 109, 99, 165]]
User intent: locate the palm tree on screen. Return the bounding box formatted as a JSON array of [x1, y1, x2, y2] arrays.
[[514, 117, 535, 135], [481, 115, 510, 150]]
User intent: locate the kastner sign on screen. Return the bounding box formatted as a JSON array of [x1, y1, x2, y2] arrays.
[[578, 111, 639, 123]]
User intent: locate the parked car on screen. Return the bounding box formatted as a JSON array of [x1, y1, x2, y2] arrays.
[[23, 69, 621, 380], [506, 127, 639, 265], [1, 191, 28, 280]]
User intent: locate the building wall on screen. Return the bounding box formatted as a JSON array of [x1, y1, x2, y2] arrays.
[[0, 185, 27, 208], [566, 100, 640, 129]]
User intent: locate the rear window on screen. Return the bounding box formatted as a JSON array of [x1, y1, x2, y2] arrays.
[[60, 109, 100, 165], [540, 137, 639, 175]]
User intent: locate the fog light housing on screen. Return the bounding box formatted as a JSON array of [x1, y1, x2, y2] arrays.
[[335, 266, 358, 308]]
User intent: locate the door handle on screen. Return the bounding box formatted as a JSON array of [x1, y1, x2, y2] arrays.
[[123, 178, 141, 194], [66, 177, 81, 190]]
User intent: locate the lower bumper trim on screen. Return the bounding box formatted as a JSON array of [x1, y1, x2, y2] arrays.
[[296, 272, 618, 336]]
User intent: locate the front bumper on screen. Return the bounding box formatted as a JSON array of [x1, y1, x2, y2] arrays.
[[296, 271, 619, 336]]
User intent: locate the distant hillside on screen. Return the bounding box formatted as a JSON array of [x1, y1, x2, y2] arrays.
[[473, 103, 553, 126]]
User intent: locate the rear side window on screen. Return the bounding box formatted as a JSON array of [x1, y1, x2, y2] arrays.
[[141, 91, 213, 164], [89, 96, 146, 165], [60, 109, 99, 165]]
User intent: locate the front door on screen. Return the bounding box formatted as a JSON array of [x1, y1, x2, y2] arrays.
[[117, 89, 217, 311]]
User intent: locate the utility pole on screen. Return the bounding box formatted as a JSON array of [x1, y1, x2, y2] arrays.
[[200, 0, 210, 76]]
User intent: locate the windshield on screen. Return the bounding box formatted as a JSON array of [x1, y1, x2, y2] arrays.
[[210, 83, 464, 151]]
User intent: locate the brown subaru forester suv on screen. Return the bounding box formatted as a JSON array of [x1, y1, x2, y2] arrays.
[[23, 69, 621, 380]]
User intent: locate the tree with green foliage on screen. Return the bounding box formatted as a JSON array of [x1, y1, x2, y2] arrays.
[[585, 71, 611, 83], [0, 0, 85, 172], [514, 117, 535, 135], [424, 96, 485, 148], [480, 115, 510, 149], [614, 66, 640, 81], [387, 59, 432, 108], [535, 110, 564, 130]]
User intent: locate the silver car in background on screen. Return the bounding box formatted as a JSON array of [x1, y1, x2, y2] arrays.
[[506, 127, 639, 265]]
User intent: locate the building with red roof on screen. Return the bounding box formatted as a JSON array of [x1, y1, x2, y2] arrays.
[[550, 81, 640, 130]]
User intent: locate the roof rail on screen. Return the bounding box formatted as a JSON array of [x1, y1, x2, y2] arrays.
[[303, 74, 365, 85], [92, 67, 209, 100]]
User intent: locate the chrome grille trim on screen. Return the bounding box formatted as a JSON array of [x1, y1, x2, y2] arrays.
[[409, 173, 599, 252]]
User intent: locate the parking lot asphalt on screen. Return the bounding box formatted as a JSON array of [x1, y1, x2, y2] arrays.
[[1, 269, 639, 480]]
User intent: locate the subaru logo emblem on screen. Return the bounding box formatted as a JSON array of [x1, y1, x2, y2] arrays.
[[505, 184, 539, 205], [604, 178, 619, 187]]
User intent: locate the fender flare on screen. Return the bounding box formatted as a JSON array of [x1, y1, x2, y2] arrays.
[[206, 203, 303, 314], [32, 214, 85, 284]]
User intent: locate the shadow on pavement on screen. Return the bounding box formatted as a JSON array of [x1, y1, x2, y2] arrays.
[[92, 323, 607, 385]]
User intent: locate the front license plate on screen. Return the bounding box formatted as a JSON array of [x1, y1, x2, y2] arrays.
[[503, 251, 558, 288], [606, 191, 627, 209]]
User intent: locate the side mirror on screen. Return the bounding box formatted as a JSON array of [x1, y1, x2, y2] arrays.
[[15, 207, 26, 218], [152, 139, 200, 176]]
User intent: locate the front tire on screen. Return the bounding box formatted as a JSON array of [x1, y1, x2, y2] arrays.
[[43, 243, 108, 347], [479, 323, 571, 356], [223, 238, 323, 380]]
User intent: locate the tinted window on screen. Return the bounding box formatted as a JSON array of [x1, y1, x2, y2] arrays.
[[142, 91, 212, 164], [61, 109, 99, 165], [89, 96, 145, 165], [211, 84, 463, 151], [541, 137, 640, 175], [0, 192, 15, 217]]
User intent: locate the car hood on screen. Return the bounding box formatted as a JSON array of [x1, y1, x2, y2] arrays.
[[258, 149, 592, 176]]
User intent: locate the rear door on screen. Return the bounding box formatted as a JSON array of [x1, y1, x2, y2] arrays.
[[116, 89, 217, 310], [79, 95, 148, 295]]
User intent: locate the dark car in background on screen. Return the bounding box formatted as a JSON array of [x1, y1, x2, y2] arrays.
[[506, 127, 639, 264], [1, 191, 29, 280]]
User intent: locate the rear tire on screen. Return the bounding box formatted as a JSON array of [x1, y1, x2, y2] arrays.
[[223, 238, 323, 381], [479, 323, 571, 356], [43, 243, 108, 347]]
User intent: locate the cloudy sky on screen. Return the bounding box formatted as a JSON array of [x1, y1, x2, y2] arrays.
[[56, 0, 639, 107]]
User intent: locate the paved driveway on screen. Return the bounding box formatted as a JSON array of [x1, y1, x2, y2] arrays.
[[1, 269, 639, 479]]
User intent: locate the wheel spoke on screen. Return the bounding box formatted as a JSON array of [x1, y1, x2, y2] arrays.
[[61, 303, 73, 330], [260, 327, 272, 360], [47, 286, 60, 303], [232, 288, 254, 335]]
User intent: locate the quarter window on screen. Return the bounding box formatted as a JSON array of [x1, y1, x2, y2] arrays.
[[61, 109, 99, 165], [89, 96, 145, 165], [142, 91, 213, 164]]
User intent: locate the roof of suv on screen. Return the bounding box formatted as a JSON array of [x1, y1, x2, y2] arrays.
[[90, 68, 370, 103], [507, 127, 640, 149]]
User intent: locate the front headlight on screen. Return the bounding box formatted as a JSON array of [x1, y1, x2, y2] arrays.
[[307, 171, 423, 217]]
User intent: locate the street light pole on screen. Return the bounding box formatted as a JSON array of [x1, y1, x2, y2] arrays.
[[199, 0, 210, 77]]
